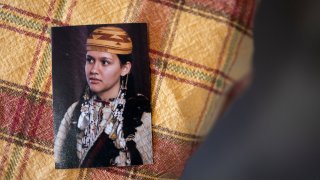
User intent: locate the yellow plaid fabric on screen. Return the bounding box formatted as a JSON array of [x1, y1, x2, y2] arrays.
[[0, 0, 256, 179]]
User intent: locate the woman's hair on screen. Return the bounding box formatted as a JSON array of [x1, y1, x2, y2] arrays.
[[118, 54, 132, 65]]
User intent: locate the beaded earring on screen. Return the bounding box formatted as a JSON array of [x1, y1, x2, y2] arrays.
[[109, 75, 127, 146], [80, 85, 91, 113]]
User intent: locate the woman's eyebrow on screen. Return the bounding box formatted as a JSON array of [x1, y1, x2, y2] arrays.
[[100, 56, 112, 61], [86, 54, 95, 59]]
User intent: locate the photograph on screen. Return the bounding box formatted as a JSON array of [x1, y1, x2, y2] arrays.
[[52, 23, 153, 168]]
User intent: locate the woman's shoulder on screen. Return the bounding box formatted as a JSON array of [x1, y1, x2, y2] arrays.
[[134, 112, 153, 164], [126, 93, 151, 113], [140, 112, 151, 125], [122, 94, 150, 137], [62, 101, 79, 123], [68, 101, 79, 111], [65, 101, 79, 114]]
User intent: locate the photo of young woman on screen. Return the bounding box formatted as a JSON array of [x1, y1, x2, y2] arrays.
[[52, 24, 152, 168]]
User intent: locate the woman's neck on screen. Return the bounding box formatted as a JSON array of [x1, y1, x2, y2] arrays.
[[97, 82, 121, 102]]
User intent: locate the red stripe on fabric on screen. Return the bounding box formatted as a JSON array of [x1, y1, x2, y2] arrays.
[[194, 19, 233, 133], [194, 0, 243, 135], [220, 0, 250, 94], [64, 0, 77, 23], [1, 3, 67, 26], [228, 0, 256, 74], [10, 22, 47, 135], [0, 86, 54, 143], [0, 134, 53, 155], [240, 0, 256, 29], [0, 86, 30, 175], [135, 1, 175, 51], [1, 4, 46, 20], [184, 0, 254, 28], [11, 0, 56, 176], [151, 0, 185, 114], [1, 0, 54, 146], [134, 0, 177, 113], [149, 56, 224, 91], [25, 0, 56, 86], [51, 19, 68, 26], [151, 68, 223, 95], [148, 0, 181, 10], [150, 49, 235, 82], [24, 26, 47, 86], [0, 24, 50, 42], [0, 79, 52, 99], [17, 76, 52, 180], [135, 132, 198, 178], [0, 129, 53, 149], [9, 94, 28, 134], [0, 138, 12, 175], [31, 76, 53, 143], [0, 68, 54, 142], [248, 0, 257, 29], [216, 0, 255, 95], [147, 0, 252, 37], [0, 75, 53, 180]]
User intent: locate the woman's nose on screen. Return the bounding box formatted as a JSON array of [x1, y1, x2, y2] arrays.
[[90, 62, 99, 74]]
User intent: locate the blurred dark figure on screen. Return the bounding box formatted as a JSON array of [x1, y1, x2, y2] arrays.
[[182, 0, 320, 179]]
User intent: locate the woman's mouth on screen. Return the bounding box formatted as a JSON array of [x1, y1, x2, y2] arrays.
[[89, 78, 102, 84]]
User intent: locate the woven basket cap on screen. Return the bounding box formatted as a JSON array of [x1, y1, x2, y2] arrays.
[[86, 26, 132, 54]]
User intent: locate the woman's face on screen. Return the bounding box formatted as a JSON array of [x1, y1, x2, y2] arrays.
[[85, 51, 131, 100]]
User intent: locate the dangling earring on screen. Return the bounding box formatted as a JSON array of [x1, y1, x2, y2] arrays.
[[80, 85, 91, 114], [83, 85, 91, 101], [121, 74, 129, 90], [119, 74, 127, 109], [109, 75, 127, 141]]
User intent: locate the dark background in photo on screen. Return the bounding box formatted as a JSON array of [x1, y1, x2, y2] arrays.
[[52, 23, 150, 135]]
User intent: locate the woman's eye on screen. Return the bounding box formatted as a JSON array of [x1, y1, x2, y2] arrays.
[[102, 60, 110, 65], [86, 57, 94, 63]]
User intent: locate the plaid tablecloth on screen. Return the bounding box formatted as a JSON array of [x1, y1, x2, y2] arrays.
[[0, 0, 256, 179]]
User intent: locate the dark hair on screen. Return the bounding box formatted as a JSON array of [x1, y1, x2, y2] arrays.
[[118, 54, 132, 65]]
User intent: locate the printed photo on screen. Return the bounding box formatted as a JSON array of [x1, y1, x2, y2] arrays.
[[52, 23, 153, 168]]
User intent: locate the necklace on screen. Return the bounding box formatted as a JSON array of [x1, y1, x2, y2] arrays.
[[77, 88, 131, 165]]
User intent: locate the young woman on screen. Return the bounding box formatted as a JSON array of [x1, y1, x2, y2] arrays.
[[54, 26, 152, 168]]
